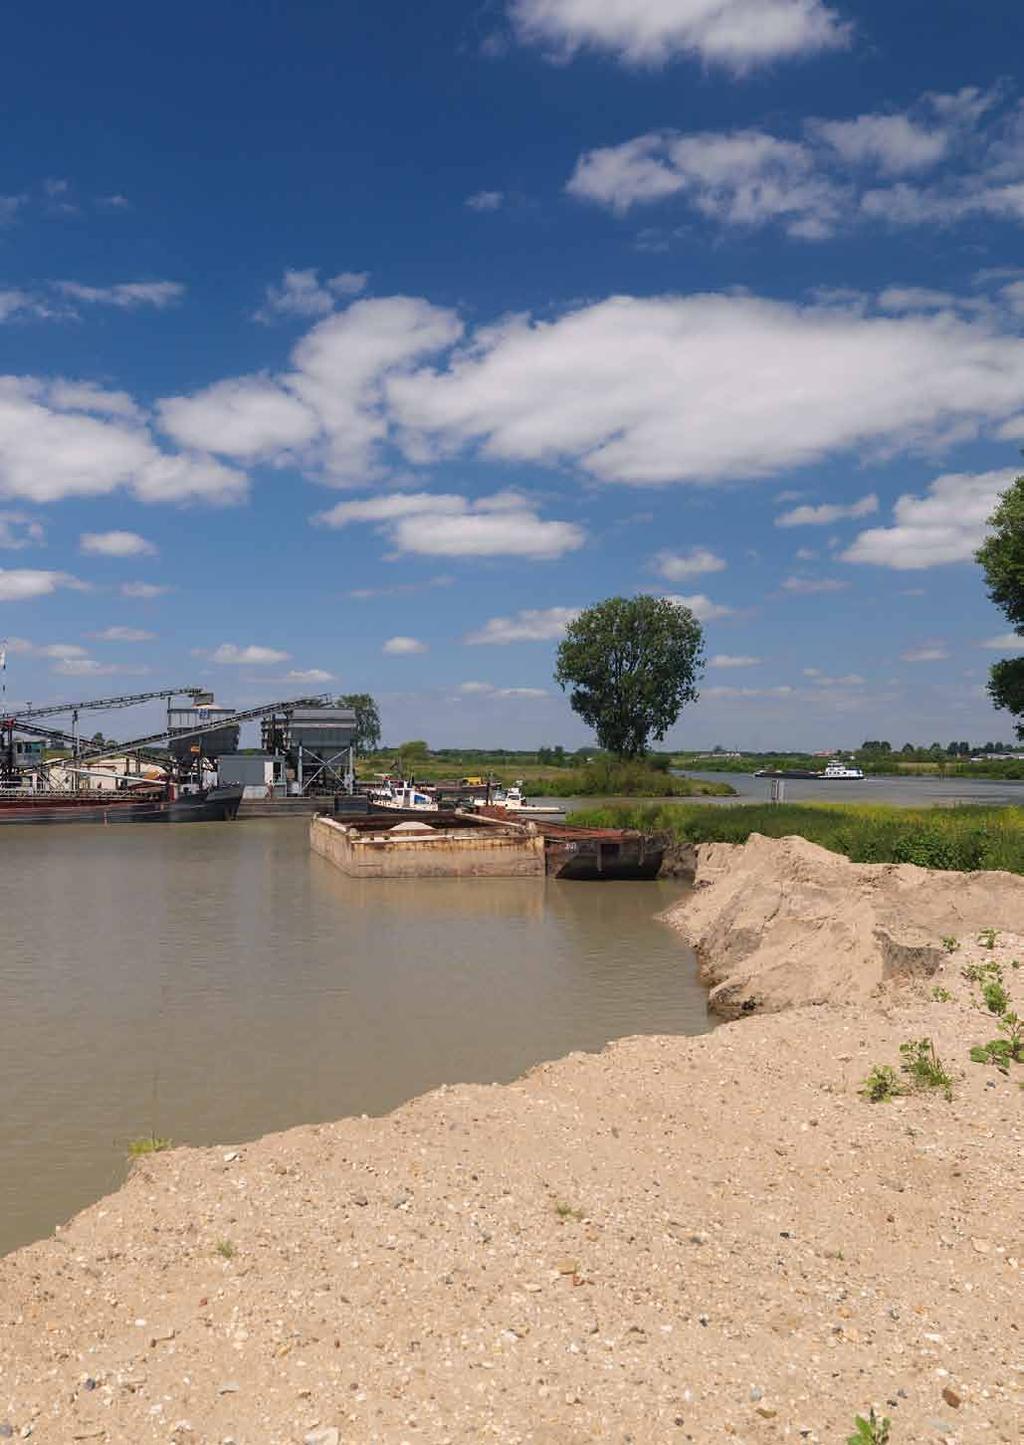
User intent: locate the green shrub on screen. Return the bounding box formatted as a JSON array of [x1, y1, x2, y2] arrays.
[[859, 1065, 904, 1102]]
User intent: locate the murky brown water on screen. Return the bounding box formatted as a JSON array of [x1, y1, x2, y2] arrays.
[[0, 820, 705, 1257]]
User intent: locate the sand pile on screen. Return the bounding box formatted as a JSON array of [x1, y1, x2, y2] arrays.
[[664, 832, 1024, 1017], [2, 838, 1022, 1443]]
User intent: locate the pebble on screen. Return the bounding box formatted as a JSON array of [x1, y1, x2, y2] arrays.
[[942, 1386, 963, 1409], [749, 1387, 764, 1402], [0, 1426, 11, 1440], [217, 1381, 240, 1395], [304, 1430, 340, 1445]]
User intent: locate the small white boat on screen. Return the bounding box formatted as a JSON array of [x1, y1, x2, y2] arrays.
[[821, 759, 865, 780], [372, 781, 438, 811], [486, 783, 564, 816]]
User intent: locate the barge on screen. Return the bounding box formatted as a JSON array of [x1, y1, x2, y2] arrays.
[[310, 805, 665, 881], [0, 783, 245, 825]]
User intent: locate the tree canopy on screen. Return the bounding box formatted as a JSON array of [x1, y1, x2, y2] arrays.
[[976, 474, 1024, 738], [336, 693, 381, 754], [554, 595, 704, 759]]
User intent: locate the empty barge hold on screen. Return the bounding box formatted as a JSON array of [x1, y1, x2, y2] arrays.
[[310, 810, 545, 879], [310, 806, 665, 880]]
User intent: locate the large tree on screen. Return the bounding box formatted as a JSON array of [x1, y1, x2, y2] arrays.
[[976, 474, 1024, 738], [554, 595, 704, 759], [336, 693, 382, 754]]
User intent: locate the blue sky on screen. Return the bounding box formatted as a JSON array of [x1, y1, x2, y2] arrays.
[[3, 0, 1024, 750]]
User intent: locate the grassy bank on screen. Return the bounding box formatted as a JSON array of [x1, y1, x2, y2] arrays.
[[568, 801, 1024, 873], [674, 752, 1024, 780], [523, 760, 735, 798]]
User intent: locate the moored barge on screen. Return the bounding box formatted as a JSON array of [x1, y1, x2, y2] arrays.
[[0, 784, 244, 825]]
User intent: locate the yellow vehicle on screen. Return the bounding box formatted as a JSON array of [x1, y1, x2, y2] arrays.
[[460, 775, 486, 786]]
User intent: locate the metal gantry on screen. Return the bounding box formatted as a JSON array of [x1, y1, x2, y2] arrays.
[[3, 691, 332, 790]]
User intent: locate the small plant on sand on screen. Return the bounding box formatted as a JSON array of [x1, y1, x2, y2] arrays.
[[215, 1238, 236, 1259], [978, 927, 999, 950], [554, 1200, 585, 1222], [931, 986, 953, 1003], [941, 935, 960, 954], [848, 1408, 891, 1445], [860, 1065, 905, 1103], [962, 960, 1008, 1011], [127, 1134, 171, 1158], [970, 1012, 1024, 1073], [899, 1039, 954, 1100]]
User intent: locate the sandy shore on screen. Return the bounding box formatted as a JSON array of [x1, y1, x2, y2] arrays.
[[2, 839, 1022, 1443]]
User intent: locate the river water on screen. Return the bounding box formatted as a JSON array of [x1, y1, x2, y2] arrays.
[[548, 770, 1024, 811], [0, 821, 703, 1257]]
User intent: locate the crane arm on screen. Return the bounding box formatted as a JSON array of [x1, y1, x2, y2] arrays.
[[9, 687, 209, 720]]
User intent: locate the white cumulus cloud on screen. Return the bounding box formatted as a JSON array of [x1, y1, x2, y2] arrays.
[[383, 636, 428, 655], [465, 191, 505, 211], [508, 0, 849, 70], [55, 280, 185, 308], [315, 489, 584, 560], [901, 643, 949, 662], [652, 546, 726, 580], [565, 87, 1019, 237], [91, 626, 156, 642], [0, 377, 248, 506], [285, 668, 335, 683], [465, 606, 581, 644], [661, 591, 734, 620], [0, 568, 81, 601], [710, 653, 761, 668], [79, 530, 156, 557], [209, 643, 291, 665], [158, 377, 319, 459], [841, 469, 1013, 569], [980, 632, 1022, 650], [780, 575, 848, 593], [386, 293, 1024, 487], [254, 267, 369, 323], [120, 581, 170, 599], [775, 493, 878, 526]]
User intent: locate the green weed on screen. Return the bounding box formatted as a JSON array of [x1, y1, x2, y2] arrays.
[[554, 1200, 585, 1221], [127, 1135, 171, 1158], [931, 986, 953, 1003], [848, 1408, 891, 1445], [970, 1013, 1024, 1073], [215, 1239, 236, 1259], [941, 935, 960, 954], [899, 1039, 953, 1100], [859, 1065, 904, 1103], [978, 927, 999, 949]]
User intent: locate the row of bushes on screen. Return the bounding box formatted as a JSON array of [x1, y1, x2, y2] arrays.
[[524, 760, 736, 798], [566, 801, 1024, 873]]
